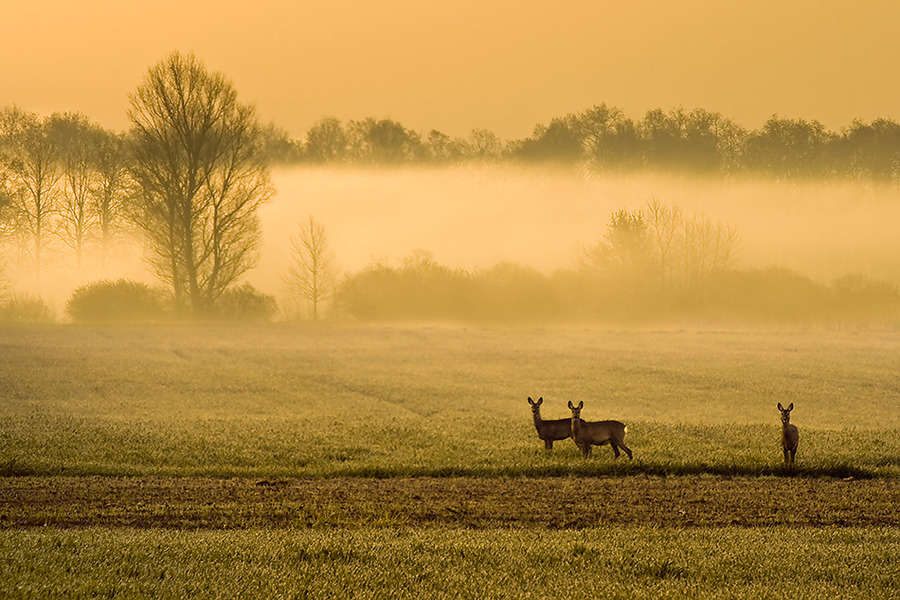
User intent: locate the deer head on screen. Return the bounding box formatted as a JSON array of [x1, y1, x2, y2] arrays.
[[777, 402, 794, 425], [567, 400, 584, 419]]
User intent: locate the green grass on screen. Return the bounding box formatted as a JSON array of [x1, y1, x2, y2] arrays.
[[2, 527, 898, 599], [2, 324, 899, 599], [2, 414, 896, 478], [1, 323, 899, 478]]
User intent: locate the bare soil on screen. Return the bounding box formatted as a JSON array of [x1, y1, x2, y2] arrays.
[[2, 476, 897, 529]]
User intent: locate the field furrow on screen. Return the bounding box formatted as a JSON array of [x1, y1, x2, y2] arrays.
[[2, 475, 897, 529]]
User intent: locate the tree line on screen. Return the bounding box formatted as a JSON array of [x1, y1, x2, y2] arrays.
[[1, 52, 272, 315], [326, 204, 898, 326], [2, 51, 899, 321], [260, 107, 900, 182]]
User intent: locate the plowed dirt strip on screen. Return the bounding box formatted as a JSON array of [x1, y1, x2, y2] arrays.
[[1, 476, 897, 529]]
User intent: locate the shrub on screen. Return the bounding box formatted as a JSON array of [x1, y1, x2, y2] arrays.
[[66, 279, 167, 322], [0, 294, 56, 324], [214, 283, 278, 321]]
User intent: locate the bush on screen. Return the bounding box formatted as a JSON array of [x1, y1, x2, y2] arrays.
[[66, 279, 167, 322], [0, 294, 56, 324], [214, 283, 278, 321]]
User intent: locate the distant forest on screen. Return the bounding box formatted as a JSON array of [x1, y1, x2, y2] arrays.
[[2, 82, 900, 325], [258, 106, 900, 182], [3, 101, 900, 182]]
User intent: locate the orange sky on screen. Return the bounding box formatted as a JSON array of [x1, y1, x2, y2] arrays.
[[2, 0, 899, 139]]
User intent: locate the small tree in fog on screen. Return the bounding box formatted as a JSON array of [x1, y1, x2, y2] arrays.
[[285, 216, 335, 320], [582, 208, 655, 282], [679, 212, 739, 294], [644, 198, 682, 290]]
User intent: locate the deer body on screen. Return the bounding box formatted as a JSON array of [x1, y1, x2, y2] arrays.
[[778, 402, 799, 465], [528, 397, 571, 450], [568, 400, 633, 459]]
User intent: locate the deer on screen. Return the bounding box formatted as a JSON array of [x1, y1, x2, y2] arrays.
[[567, 400, 633, 459], [527, 397, 572, 451], [778, 402, 799, 465]]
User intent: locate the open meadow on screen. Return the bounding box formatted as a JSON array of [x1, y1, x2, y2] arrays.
[[1, 324, 899, 598]]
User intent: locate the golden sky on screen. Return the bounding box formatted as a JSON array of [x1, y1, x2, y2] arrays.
[[2, 0, 899, 138]]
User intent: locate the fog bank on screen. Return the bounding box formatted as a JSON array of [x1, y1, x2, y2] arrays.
[[249, 166, 900, 296]]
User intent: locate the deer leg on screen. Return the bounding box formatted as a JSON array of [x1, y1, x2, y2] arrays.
[[618, 443, 633, 460], [545, 439, 553, 451], [789, 449, 796, 464], [783, 449, 790, 464], [610, 443, 621, 459]]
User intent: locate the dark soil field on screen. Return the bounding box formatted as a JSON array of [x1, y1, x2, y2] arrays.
[[2, 475, 897, 530]]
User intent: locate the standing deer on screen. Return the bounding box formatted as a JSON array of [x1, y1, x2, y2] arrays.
[[778, 402, 799, 465], [568, 400, 633, 459], [528, 397, 571, 451]]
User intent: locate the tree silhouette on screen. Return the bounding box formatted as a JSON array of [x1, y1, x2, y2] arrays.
[[0, 108, 60, 288], [305, 117, 348, 163], [128, 52, 273, 314], [285, 216, 335, 320], [93, 130, 131, 271], [582, 208, 656, 286], [49, 112, 102, 271]]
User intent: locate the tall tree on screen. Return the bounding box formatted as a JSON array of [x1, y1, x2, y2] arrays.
[[49, 112, 100, 270], [745, 116, 833, 178], [0, 108, 60, 287], [284, 216, 335, 320], [347, 118, 422, 164], [304, 117, 348, 163], [128, 52, 273, 314], [93, 130, 132, 271], [468, 128, 503, 161], [424, 129, 466, 163]]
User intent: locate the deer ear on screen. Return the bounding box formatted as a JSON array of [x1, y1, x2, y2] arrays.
[[567, 401, 574, 409], [528, 397, 534, 405], [788, 403, 793, 411], [537, 397, 543, 405], [777, 403, 784, 411], [577, 401, 584, 409]]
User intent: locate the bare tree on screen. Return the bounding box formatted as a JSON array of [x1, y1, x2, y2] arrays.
[[128, 52, 273, 314], [49, 112, 100, 271], [0, 153, 13, 240], [0, 155, 13, 290], [643, 198, 682, 290], [285, 216, 335, 320], [0, 108, 60, 288], [93, 131, 132, 271], [678, 211, 739, 294]]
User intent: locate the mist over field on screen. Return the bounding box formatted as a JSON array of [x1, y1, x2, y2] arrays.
[[7, 165, 899, 318], [255, 166, 900, 295]]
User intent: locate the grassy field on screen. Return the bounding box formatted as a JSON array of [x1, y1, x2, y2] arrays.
[[1, 324, 899, 478], [3, 527, 899, 599], [1, 324, 898, 598]]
